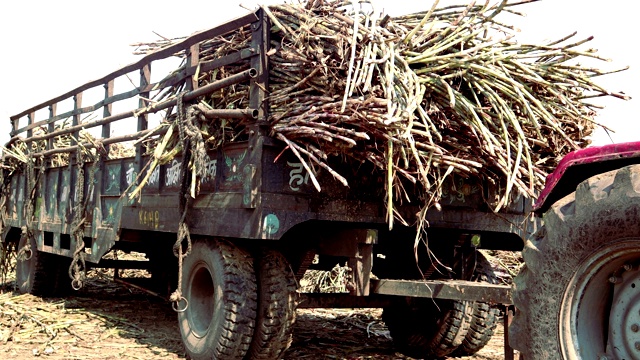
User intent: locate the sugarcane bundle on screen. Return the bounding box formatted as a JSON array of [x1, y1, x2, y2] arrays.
[[132, 0, 627, 226]]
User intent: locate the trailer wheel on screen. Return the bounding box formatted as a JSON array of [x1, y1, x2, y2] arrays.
[[246, 248, 298, 360], [511, 164, 640, 359], [16, 234, 66, 297], [451, 252, 500, 356], [382, 297, 471, 358], [178, 239, 257, 360]]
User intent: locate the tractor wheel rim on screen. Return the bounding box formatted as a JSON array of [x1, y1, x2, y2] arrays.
[[560, 240, 640, 359], [609, 265, 640, 359]]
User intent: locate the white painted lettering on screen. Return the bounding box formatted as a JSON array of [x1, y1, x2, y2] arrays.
[[202, 158, 217, 184], [287, 162, 309, 191], [125, 164, 136, 187], [148, 166, 160, 186], [166, 160, 181, 187]]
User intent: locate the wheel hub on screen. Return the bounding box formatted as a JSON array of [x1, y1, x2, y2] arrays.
[[609, 266, 640, 359], [559, 240, 640, 359]]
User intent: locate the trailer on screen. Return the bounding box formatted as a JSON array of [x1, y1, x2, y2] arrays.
[[1, 8, 535, 360]]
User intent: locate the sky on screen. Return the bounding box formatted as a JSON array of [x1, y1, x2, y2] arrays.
[[0, 0, 637, 147]]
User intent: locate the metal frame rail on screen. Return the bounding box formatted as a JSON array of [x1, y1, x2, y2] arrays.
[[9, 11, 263, 158]]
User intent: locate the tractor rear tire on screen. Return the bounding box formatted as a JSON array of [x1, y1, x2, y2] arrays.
[[511, 164, 640, 359], [178, 239, 257, 360]]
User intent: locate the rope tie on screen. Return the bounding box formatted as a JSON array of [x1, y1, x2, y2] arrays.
[[170, 206, 192, 312], [16, 236, 32, 261], [170, 93, 194, 312], [69, 149, 87, 290], [18, 146, 38, 264], [168, 94, 209, 312]]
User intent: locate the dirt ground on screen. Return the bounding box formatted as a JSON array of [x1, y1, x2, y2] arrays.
[[0, 269, 513, 360]]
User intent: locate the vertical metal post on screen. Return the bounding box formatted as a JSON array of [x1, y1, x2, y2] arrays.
[[68, 93, 83, 235], [505, 305, 516, 360], [71, 93, 83, 146], [27, 112, 35, 138], [10, 117, 18, 138], [102, 80, 114, 151], [47, 104, 57, 155], [244, 8, 269, 209], [27, 112, 36, 138], [186, 44, 200, 92], [89, 80, 114, 237], [135, 65, 151, 176], [347, 229, 377, 296]]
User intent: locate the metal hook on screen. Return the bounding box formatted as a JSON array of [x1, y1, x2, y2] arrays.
[[71, 279, 83, 291], [172, 296, 189, 313]]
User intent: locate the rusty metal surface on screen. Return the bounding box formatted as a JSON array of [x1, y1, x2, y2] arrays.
[[297, 294, 394, 308], [298, 278, 513, 306], [370, 279, 513, 305], [203, 108, 258, 119], [505, 305, 516, 360]]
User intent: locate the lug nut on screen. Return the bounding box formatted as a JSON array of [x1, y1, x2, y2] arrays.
[[609, 276, 621, 284], [636, 342, 640, 351], [599, 355, 608, 360], [624, 263, 634, 271], [632, 324, 640, 332]]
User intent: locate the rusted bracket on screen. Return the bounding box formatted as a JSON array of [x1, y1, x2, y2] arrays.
[[316, 228, 378, 296], [503, 305, 524, 360], [348, 229, 377, 296], [370, 278, 512, 304]]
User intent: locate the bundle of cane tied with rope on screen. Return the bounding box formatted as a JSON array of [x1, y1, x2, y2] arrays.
[[131, 0, 628, 229]]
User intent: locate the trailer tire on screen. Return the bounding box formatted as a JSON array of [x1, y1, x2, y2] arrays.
[[382, 297, 471, 358], [16, 234, 65, 297], [451, 252, 500, 356], [178, 239, 257, 360], [246, 248, 298, 360], [511, 164, 640, 359]]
